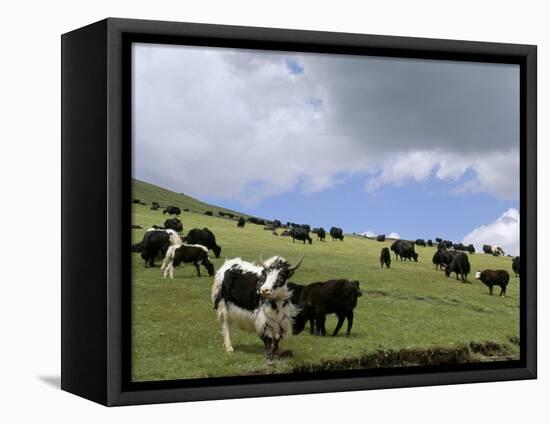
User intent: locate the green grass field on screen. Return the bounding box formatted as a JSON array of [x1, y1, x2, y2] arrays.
[[131, 180, 520, 382]]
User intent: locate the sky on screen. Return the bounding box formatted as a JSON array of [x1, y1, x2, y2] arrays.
[[132, 43, 520, 255]]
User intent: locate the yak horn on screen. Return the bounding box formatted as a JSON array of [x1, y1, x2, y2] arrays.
[[259, 255, 266, 268], [289, 255, 305, 272]]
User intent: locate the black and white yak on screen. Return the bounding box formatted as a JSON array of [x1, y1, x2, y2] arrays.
[[211, 256, 303, 360], [161, 243, 214, 278], [492, 245, 505, 257]]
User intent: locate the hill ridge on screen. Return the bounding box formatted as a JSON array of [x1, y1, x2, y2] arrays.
[[132, 178, 255, 219]]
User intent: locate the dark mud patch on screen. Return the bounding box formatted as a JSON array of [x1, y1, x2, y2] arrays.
[[290, 341, 518, 374]]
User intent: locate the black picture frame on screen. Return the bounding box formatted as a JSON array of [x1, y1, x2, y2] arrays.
[[61, 17, 537, 406]]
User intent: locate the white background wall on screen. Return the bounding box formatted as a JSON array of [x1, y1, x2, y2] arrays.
[[0, 0, 546, 423]]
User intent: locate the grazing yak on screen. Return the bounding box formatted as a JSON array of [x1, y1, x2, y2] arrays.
[[204, 211, 213, 216], [380, 247, 391, 268], [161, 243, 214, 278], [415, 239, 426, 247], [140, 229, 183, 267], [512, 256, 520, 277], [316, 227, 326, 242], [453, 243, 466, 251], [290, 227, 312, 244], [248, 217, 266, 226], [150, 205, 159, 211], [376, 234, 386, 242], [289, 279, 362, 337], [435, 237, 442, 243], [427, 239, 433, 247], [475, 269, 510, 296], [163, 206, 181, 215], [432, 248, 456, 271], [218, 211, 235, 218], [390, 240, 418, 262], [164, 218, 183, 233], [280, 230, 291, 237], [330, 227, 344, 241], [237, 217, 245, 227], [482, 244, 493, 254], [445, 251, 470, 282], [186, 227, 222, 258], [492, 245, 505, 256], [212, 256, 304, 359], [273, 220, 282, 228]]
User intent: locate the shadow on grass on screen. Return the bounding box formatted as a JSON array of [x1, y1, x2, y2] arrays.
[[234, 344, 265, 354]]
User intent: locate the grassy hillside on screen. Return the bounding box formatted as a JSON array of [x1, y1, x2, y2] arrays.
[[131, 187, 520, 382], [132, 178, 255, 219]]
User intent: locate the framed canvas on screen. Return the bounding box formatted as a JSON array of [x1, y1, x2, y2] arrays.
[[61, 18, 537, 406]]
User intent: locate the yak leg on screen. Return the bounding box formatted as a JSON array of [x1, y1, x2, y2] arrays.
[[332, 313, 346, 336], [500, 285, 506, 297], [345, 311, 354, 336], [263, 336, 277, 360], [489, 285, 494, 296], [194, 262, 202, 277], [218, 305, 234, 353], [314, 312, 326, 336], [309, 318, 315, 334]]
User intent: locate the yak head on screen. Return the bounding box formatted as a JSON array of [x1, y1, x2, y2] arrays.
[[258, 256, 304, 298]]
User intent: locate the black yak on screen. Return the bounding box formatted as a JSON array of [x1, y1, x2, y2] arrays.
[[289, 279, 362, 337], [290, 227, 312, 244], [186, 227, 222, 258], [380, 247, 391, 268], [330, 227, 344, 241], [512, 256, 520, 277], [445, 251, 471, 282], [475, 269, 510, 296]]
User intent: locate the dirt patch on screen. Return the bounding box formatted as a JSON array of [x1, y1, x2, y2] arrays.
[[364, 290, 389, 297], [291, 341, 519, 374]]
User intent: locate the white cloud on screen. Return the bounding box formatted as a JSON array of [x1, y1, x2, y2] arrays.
[[361, 230, 400, 239], [133, 44, 519, 204], [462, 208, 519, 256]]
